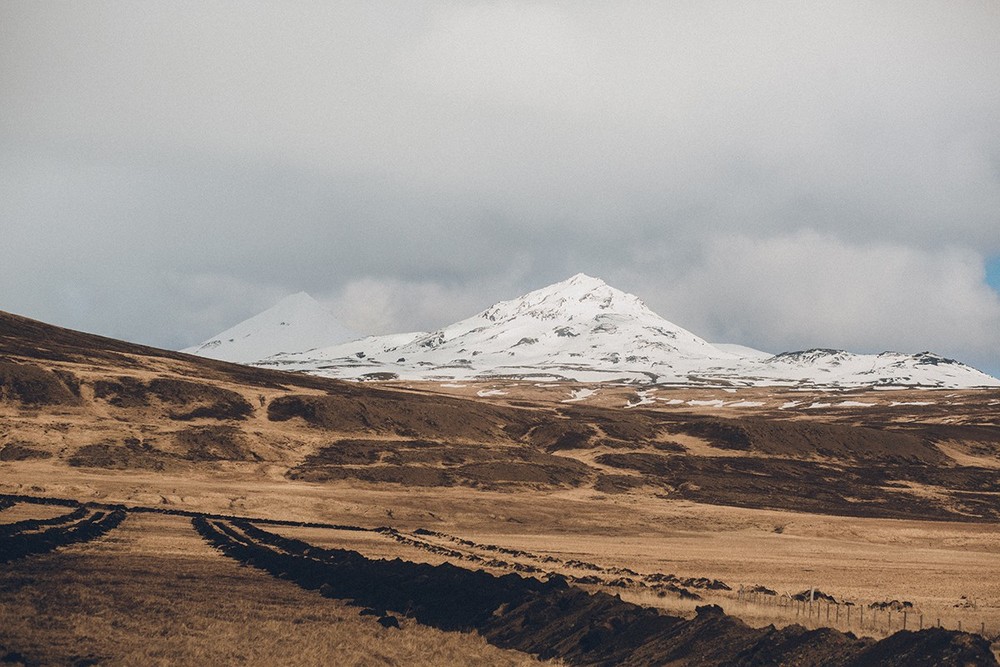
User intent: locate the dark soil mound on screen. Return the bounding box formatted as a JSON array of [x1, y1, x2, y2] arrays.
[[93, 377, 149, 407], [0, 509, 126, 563], [552, 406, 674, 447], [267, 393, 536, 442], [676, 417, 946, 464], [194, 519, 998, 667], [730, 625, 872, 667], [297, 465, 455, 487], [0, 506, 89, 537], [148, 379, 253, 420], [792, 589, 838, 603], [67, 440, 183, 471], [0, 361, 81, 406], [595, 452, 1000, 521], [594, 475, 646, 494], [0, 443, 53, 461], [457, 461, 586, 486], [288, 440, 591, 488], [527, 422, 598, 451], [847, 627, 996, 667], [173, 426, 260, 462], [0, 643, 34, 667], [94, 377, 253, 420]]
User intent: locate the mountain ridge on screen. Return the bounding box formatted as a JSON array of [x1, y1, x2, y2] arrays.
[[188, 275, 1000, 388]]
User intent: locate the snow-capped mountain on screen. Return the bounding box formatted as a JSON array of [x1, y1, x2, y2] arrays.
[[257, 274, 736, 382], [187, 275, 999, 388], [753, 349, 999, 388], [181, 292, 355, 363]]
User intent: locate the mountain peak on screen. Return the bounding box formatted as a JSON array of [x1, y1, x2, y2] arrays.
[[563, 273, 606, 288], [477, 273, 652, 325], [182, 292, 355, 363], [266, 292, 327, 318]]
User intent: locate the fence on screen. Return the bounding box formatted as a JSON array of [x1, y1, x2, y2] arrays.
[[733, 588, 996, 641]]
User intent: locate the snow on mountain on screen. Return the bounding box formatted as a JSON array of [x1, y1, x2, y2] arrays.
[[200, 276, 1000, 388], [181, 292, 355, 363], [256, 331, 427, 376], [752, 349, 1000, 388], [399, 272, 728, 365], [258, 274, 739, 382]]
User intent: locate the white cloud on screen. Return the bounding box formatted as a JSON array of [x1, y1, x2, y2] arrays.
[[330, 271, 530, 336], [648, 231, 1000, 371], [1, 2, 999, 374]]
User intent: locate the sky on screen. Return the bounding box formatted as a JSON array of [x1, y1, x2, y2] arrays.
[[2, 1, 999, 376]]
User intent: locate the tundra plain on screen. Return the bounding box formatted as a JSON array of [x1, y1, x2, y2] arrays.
[[1, 310, 998, 664]]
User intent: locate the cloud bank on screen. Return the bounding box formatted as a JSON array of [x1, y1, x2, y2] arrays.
[[1, 1, 998, 374]]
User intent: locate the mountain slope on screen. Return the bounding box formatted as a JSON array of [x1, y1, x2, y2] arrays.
[[182, 292, 354, 363], [258, 274, 739, 382], [208, 276, 999, 388], [3, 306, 1000, 524], [749, 349, 1000, 388]]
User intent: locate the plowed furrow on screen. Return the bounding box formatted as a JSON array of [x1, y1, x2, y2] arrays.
[[193, 518, 997, 667]]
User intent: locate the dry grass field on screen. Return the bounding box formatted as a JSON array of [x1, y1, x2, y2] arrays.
[[0, 509, 550, 667], [3, 465, 998, 661], [2, 310, 999, 664]]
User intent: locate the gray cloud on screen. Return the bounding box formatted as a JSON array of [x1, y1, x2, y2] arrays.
[[2, 1, 998, 374]]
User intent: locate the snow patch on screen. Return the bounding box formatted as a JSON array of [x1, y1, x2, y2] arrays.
[[625, 390, 656, 408], [562, 388, 597, 403]]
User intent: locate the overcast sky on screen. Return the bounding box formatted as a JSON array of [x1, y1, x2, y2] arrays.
[[2, 1, 999, 375]]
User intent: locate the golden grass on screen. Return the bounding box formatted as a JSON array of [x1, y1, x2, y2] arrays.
[[0, 502, 74, 523], [0, 513, 553, 666]]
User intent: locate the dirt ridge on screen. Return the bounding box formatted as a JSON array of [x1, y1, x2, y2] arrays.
[[192, 518, 998, 667], [0, 508, 126, 563]]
